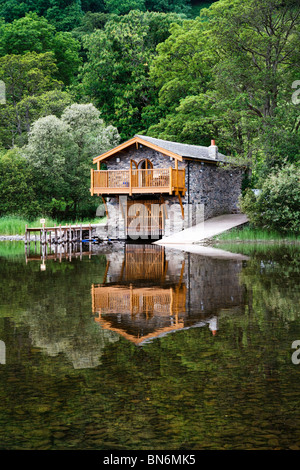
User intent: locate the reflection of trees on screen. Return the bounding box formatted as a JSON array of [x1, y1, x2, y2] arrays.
[[0, 245, 300, 449], [0, 253, 119, 368], [239, 246, 300, 324], [27, 302, 119, 369]]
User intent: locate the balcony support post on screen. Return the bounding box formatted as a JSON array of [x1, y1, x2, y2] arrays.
[[90, 168, 94, 196], [129, 164, 133, 196]]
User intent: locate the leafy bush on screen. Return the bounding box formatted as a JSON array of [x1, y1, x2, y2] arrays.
[[240, 164, 300, 234], [0, 149, 40, 219]]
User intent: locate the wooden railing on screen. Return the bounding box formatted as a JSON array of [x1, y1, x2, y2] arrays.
[[92, 285, 187, 316], [91, 168, 185, 195]]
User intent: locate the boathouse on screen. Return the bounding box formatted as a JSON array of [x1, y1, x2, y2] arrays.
[[90, 135, 245, 239]]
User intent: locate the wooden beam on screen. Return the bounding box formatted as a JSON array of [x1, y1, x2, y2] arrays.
[[103, 261, 110, 283], [175, 159, 178, 191], [93, 137, 137, 164], [136, 137, 183, 162], [177, 191, 184, 219], [90, 168, 94, 195], [101, 195, 109, 218], [129, 166, 132, 196], [93, 136, 183, 164]]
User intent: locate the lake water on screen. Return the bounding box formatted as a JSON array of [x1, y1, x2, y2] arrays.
[[0, 241, 299, 450]]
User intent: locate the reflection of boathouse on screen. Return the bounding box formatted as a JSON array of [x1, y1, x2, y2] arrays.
[[93, 245, 187, 345], [92, 245, 246, 345]]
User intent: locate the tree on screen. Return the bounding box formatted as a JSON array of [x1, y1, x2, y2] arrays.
[[72, 11, 112, 38], [15, 89, 74, 134], [0, 0, 84, 30], [0, 51, 65, 147], [23, 103, 120, 218], [104, 0, 146, 15], [79, 10, 184, 140], [240, 163, 300, 233], [0, 148, 39, 218], [25, 115, 76, 206], [45, 0, 84, 31], [148, 18, 213, 144], [204, 0, 300, 165], [145, 0, 191, 14], [147, 0, 300, 173], [0, 13, 82, 85], [81, 0, 106, 12]]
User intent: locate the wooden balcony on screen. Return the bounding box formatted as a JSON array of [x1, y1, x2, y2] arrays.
[[90, 167, 186, 196]]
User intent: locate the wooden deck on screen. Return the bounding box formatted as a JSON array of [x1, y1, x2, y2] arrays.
[[25, 223, 94, 244], [90, 168, 186, 196]]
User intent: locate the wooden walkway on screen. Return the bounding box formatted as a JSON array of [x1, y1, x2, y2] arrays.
[[25, 224, 94, 245]]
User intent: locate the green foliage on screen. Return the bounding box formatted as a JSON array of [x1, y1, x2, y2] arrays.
[[0, 0, 298, 230], [22, 103, 120, 219], [45, 1, 84, 31], [0, 0, 84, 30], [145, 0, 191, 14], [0, 149, 40, 218], [0, 13, 82, 84], [80, 10, 184, 140], [0, 51, 65, 147], [0, 0, 192, 24], [0, 215, 105, 234], [81, 0, 106, 12], [215, 226, 299, 242], [72, 12, 112, 38], [148, 0, 300, 169], [104, 0, 146, 15], [240, 164, 300, 233]]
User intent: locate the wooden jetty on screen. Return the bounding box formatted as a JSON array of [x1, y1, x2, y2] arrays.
[[25, 223, 94, 245], [25, 245, 93, 264]]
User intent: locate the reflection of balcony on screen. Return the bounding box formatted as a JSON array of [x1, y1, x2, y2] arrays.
[[92, 285, 187, 317], [90, 168, 186, 196], [93, 285, 187, 345], [92, 244, 187, 344]]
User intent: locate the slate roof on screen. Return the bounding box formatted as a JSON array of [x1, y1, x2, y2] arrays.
[[136, 135, 228, 163]]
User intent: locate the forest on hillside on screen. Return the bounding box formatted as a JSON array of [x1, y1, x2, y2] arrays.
[[0, 0, 299, 232]]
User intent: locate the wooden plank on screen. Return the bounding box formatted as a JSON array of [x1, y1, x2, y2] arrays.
[[90, 168, 94, 195], [129, 166, 132, 195], [101, 195, 109, 218], [93, 136, 183, 164], [169, 167, 172, 194], [177, 191, 184, 219]]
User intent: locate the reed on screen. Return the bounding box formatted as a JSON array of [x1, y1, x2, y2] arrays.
[[0, 216, 105, 235], [214, 226, 299, 243]]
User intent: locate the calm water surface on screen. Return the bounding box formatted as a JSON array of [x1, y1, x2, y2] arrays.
[[0, 241, 299, 450]]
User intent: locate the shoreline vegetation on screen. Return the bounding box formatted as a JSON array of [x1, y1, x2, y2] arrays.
[[0, 1, 298, 235], [0, 216, 105, 237], [213, 226, 299, 245], [0, 216, 298, 245]]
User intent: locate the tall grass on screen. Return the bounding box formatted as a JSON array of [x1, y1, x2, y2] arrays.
[[0, 216, 106, 236], [214, 226, 299, 243]]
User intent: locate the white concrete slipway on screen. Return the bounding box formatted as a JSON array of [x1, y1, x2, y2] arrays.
[[154, 214, 249, 259]]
